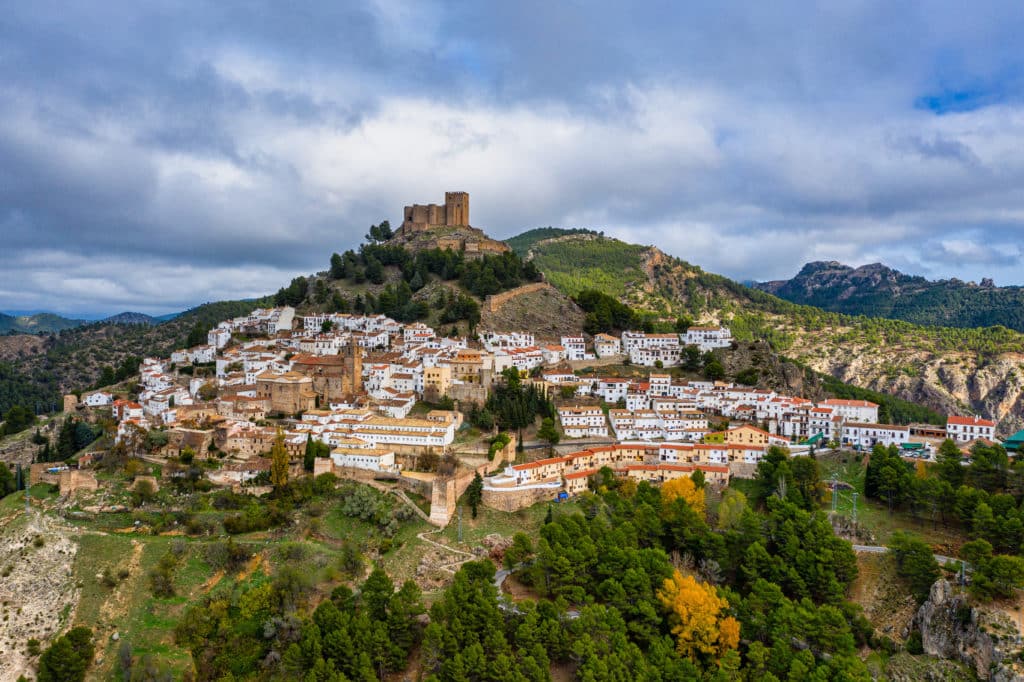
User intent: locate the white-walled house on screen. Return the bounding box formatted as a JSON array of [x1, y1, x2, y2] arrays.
[[480, 330, 535, 351], [946, 416, 996, 443], [208, 327, 232, 350], [683, 326, 733, 351], [557, 406, 608, 438], [819, 399, 880, 424], [82, 392, 113, 407], [542, 345, 567, 365], [841, 422, 910, 449], [331, 447, 396, 472], [593, 333, 622, 358], [594, 378, 631, 403], [560, 336, 587, 361]]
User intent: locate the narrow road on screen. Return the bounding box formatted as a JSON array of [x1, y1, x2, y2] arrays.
[[852, 544, 965, 568]]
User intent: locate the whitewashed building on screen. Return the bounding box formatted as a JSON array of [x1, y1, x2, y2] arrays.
[[557, 406, 609, 438], [946, 416, 996, 443]]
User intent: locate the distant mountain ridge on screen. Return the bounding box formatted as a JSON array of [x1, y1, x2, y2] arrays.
[[0, 310, 181, 334], [100, 312, 160, 325], [0, 312, 86, 334], [753, 260, 1024, 330]]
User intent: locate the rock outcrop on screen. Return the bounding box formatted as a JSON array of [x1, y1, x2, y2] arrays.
[[0, 511, 80, 681], [914, 579, 1024, 681]]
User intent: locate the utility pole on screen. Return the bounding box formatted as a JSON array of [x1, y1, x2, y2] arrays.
[[831, 474, 839, 513], [851, 492, 858, 526]]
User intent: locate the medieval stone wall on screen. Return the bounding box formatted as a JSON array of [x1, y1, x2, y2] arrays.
[[485, 282, 555, 312], [482, 486, 553, 512]]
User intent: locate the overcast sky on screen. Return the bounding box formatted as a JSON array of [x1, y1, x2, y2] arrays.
[[3, 1, 1024, 317]]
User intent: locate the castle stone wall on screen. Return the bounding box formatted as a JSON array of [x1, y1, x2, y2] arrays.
[[485, 282, 555, 312]]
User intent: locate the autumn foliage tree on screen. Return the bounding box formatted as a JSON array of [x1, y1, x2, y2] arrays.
[[658, 570, 740, 659], [661, 476, 706, 517]]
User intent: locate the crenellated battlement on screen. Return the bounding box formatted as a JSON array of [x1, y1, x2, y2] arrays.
[[402, 191, 470, 233]]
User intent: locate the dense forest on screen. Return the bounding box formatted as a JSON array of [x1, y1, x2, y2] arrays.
[[172, 447, 884, 681], [864, 440, 1024, 602], [757, 260, 1024, 332]]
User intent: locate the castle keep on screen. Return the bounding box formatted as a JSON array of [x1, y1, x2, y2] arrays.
[[402, 191, 470, 233]]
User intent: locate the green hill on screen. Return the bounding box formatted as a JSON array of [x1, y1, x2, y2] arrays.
[[503, 227, 601, 257]]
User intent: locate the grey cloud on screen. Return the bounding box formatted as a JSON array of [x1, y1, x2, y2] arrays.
[[3, 2, 1024, 315], [889, 132, 982, 166]]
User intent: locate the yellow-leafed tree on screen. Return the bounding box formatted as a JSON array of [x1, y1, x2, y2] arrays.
[[270, 429, 289, 490], [661, 476, 706, 516], [657, 570, 740, 659]]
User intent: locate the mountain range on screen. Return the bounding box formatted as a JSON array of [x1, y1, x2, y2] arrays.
[[0, 310, 179, 334], [754, 261, 1024, 332]]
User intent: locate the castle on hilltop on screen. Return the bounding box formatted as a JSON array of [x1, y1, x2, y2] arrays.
[[397, 191, 510, 256], [402, 191, 470, 234]]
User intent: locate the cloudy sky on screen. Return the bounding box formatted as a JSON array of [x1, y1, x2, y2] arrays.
[[3, 1, 1024, 317]]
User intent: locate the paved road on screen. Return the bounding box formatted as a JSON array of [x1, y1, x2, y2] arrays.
[[521, 439, 617, 451], [853, 544, 965, 569]]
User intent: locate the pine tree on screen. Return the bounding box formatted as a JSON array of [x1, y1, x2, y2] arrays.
[[303, 434, 315, 473], [466, 472, 484, 519]]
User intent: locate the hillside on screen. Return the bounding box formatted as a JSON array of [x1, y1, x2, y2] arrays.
[[0, 312, 86, 334], [516, 229, 1024, 433], [755, 260, 1024, 331], [0, 299, 266, 416], [100, 312, 160, 325]]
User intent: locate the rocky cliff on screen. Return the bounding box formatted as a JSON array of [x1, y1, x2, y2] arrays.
[[915, 579, 1024, 681]]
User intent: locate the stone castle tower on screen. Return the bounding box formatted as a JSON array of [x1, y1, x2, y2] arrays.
[[402, 191, 470, 233]]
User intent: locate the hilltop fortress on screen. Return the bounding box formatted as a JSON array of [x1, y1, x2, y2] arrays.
[[395, 191, 510, 257], [402, 191, 471, 233]]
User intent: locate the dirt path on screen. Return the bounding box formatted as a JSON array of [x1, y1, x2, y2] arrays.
[[201, 569, 225, 593], [416, 527, 475, 574], [97, 540, 144, 626]]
